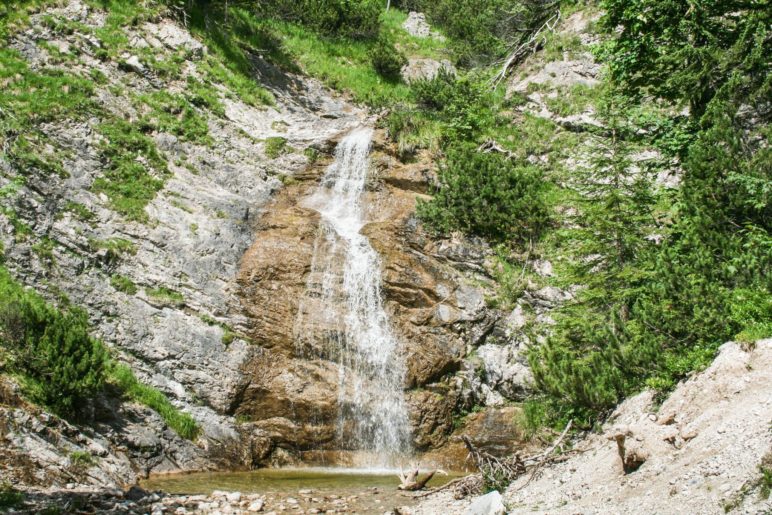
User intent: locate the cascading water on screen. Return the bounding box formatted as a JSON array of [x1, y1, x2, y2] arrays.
[[295, 128, 411, 467]]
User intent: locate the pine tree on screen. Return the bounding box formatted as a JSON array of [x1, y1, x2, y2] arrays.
[[528, 92, 659, 425]]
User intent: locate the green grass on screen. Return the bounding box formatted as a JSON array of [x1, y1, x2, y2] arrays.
[[135, 90, 212, 145], [0, 46, 96, 179], [92, 119, 170, 222], [110, 274, 137, 295], [88, 237, 137, 256], [145, 286, 185, 306], [187, 5, 452, 108], [108, 363, 200, 440], [64, 201, 97, 224], [69, 450, 96, 468], [264, 136, 289, 158]]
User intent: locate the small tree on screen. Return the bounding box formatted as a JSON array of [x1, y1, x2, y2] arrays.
[[0, 271, 107, 419], [369, 36, 407, 82], [528, 93, 658, 424], [417, 144, 550, 243]]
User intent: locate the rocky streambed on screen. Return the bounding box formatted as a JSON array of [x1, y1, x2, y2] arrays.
[[8, 469, 458, 514]]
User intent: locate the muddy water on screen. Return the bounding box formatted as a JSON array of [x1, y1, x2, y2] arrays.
[[141, 468, 459, 513]]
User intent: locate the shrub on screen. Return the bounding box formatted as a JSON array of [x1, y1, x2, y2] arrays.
[[69, 450, 95, 468], [418, 145, 550, 243], [410, 70, 493, 142], [0, 481, 23, 509], [254, 0, 382, 39], [369, 36, 406, 82], [0, 269, 107, 419]]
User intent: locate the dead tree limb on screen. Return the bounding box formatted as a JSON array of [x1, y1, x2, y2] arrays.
[[408, 421, 574, 500], [478, 139, 518, 159], [490, 10, 562, 88], [398, 466, 446, 491]]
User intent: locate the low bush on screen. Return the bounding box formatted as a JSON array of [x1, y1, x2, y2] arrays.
[[0, 268, 107, 419], [369, 36, 406, 82], [417, 145, 550, 243], [253, 0, 382, 39]]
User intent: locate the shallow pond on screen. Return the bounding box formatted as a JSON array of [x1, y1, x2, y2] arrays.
[[141, 467, 460, 513]]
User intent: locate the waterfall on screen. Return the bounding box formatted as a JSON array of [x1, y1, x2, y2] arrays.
[[295, 128, 411, 467]]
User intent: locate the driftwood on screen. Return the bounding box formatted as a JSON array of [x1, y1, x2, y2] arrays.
[[490, 10, 562, 87], [410, 420, 574, 500], [397, 465, 447, 491]]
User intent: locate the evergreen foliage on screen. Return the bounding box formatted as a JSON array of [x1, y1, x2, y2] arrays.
[[0, 267, 199, 438], [369, 35, 407, 82], [0, 268, 107, 419], [418, 145, 550, 243], [528, 0, 771, 426], [528, 92, 659, 424], [249, 0, 383, 39]]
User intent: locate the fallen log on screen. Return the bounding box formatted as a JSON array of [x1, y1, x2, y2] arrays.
[[397, 466, 447, 491]]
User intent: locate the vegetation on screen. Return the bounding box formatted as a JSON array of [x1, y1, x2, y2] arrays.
[[108, 363, 200, 440], [2, 0, 769, 473], [0, 481, 24, 510], [69, 450, 96, 468], [110, 274, 138, 295], [525, 0, 771, 427], [418, 145, 549, 243], [92, 119, 170, 222], [0, 266, 198, 438], [145, 286, 185, 306], [0, 267, 107, 418], [369, 36, 407, 82], [264, 136, 289, 158]]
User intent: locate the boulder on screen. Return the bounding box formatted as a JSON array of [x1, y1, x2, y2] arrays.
[[403, 12, 431, 38], [401, 58, 456, 83], [464, 491, 505, 515]]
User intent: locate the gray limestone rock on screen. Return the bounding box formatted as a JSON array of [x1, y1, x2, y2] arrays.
[[401, 58, 456, 83], [403, 12, 431, 38], [464, 491, 505, 515]]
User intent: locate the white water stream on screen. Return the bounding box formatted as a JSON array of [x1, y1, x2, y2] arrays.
[[295, 128, 411, 467]]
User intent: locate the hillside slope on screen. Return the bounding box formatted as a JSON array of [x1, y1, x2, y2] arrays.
[[413, 339, 772, 514]]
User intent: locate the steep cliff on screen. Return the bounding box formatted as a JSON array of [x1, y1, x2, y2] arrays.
[[0, 0, 524, 483]]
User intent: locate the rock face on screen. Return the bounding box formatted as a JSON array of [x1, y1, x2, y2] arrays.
[[235, 131, 507, 462], [0, 0, 364, 482], [0, 378, 209, 489], [0, 0, 534, 481]]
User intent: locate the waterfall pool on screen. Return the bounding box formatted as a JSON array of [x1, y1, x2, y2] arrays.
[[141, 467, 461, 513]]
